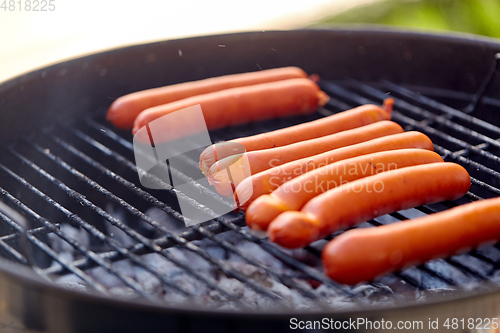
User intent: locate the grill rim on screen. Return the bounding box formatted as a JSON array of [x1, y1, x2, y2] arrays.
[[1, 27, 500, 324], [3, 254, 500, 321], [3, 24, 500, 88]]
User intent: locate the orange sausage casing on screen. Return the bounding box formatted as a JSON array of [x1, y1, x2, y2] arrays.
[[235, 131, 434, 209], [199, 99, 394, 175], [107, 66, 308, 129], [132, 78, 330, 143], [245, 149, 444, 231], [322, 196, 500, 285], [268, 163, 471, 249], [207, 121, 403, 196]]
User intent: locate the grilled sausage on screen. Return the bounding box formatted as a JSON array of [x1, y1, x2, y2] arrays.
[[207, 121, 403, 196], [322, 196, 500, 285], [245, 149, 444, 231], [268, 163, 471, 249], [132, 78, 329, 143], [107, 66, 308, 129], [199, 99, 394, 176], [234, 131, 434, 209]]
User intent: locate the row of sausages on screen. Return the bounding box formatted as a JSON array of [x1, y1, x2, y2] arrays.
[[107, 66, 499, 286]]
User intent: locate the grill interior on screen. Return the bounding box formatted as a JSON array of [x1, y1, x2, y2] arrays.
[[1, 70, 500, 312]]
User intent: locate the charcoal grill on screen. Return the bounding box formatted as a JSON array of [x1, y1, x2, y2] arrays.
[[1, 28, 500, 332]]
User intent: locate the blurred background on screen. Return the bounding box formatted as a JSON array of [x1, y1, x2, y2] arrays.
[[1, 0, 499, 83], [318, 0, 500, 37]]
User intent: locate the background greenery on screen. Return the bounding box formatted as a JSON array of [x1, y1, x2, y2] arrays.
[[316, 0, 500, 39]]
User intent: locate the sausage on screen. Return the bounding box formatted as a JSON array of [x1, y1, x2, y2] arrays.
[[208, 120, 402, 178], [210, 120, 403, 177], [132, 78, 330, 143], [322, 196, 500, 285], [234, 131, 434, 208], [199, 99, 394, 176], [207, 121, 403, 196], [107, 66, 308, 129], [268, 163, 471, 249], [245, 149, 444, 231]]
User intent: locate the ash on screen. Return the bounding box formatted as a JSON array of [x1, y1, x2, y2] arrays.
[[46, 206, 498, 312]]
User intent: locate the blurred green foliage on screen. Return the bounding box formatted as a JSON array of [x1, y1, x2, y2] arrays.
[[317, 0, 500, 38]]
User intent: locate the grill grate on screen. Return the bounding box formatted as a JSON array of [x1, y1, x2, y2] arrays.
[[1, 78, 500, 311]]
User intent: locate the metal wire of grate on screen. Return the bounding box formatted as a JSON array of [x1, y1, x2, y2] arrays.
[[0, 78, 500, 310]]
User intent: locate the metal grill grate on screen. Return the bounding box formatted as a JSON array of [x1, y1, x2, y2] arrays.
[[1, 78, 500, 311]]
